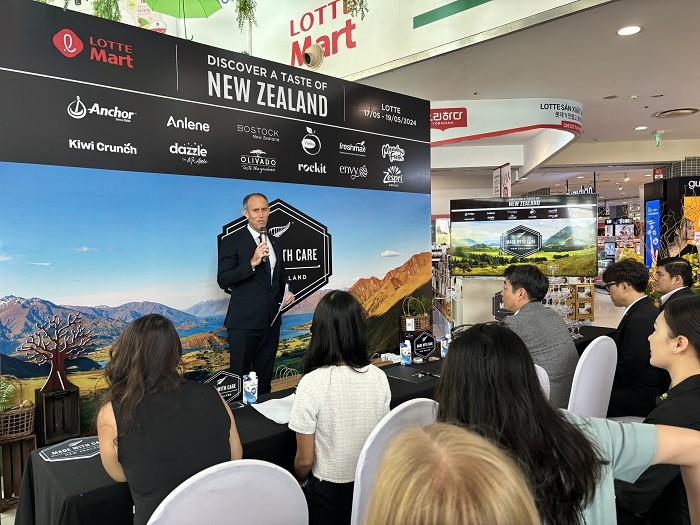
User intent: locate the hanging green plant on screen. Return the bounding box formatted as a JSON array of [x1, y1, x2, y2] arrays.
[[93, 0, 121, 21], [344, 0, 369, 20], [235, 0, 257, 31]]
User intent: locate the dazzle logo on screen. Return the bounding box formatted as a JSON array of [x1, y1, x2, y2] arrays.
[[53, 29, 84, 58]]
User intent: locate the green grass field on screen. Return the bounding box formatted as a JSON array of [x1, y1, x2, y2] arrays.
[[451, 246, 598, 276]]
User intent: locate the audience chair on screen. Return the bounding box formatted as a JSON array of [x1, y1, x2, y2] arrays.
[[535, 364, 551, 400], [567, 335, 617, 418], [350, 398, 438, 525], [147, 459, 307, 525]]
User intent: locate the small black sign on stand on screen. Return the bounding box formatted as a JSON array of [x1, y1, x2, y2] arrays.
[[493, 292, 513, 321], [205, 371, 242, 407], [35, 386, 81, 447]]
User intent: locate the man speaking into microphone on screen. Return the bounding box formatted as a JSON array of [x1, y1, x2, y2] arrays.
[[217, 193, 294, 394]]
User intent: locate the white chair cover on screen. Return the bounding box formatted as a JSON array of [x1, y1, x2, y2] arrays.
[[535, 364, 551, 400], [567, 335, 617, 418], [147, 459, 307, 525], [350, 398, 438, 525]]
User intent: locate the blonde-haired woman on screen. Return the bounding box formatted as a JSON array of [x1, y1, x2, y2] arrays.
[[364, 423, 539, 525]]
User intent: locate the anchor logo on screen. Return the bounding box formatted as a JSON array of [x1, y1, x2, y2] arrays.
[[67, 96, 87, 119]]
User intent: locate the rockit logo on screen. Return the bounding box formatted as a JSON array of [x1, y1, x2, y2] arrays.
[[301, 127, 321, 155], [53, 29, 83, 58], [67, 96, 136, 123], [298, 162, 327, 174]]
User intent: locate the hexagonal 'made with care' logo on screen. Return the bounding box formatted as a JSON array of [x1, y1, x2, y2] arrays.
[[500, 225, 542, 258], [218, 199, 332, 308]]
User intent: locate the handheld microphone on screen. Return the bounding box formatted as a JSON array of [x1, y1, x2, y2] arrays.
[[260, 228, 268, 263]]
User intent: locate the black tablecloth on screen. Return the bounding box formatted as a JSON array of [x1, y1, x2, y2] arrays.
[[574, 325, 616, 355], [15, 361, 441, 525]]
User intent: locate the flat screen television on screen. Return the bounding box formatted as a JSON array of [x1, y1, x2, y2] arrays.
[[450, 194, 598, 277], [604, 241, 617, 258], [644, 199, 661, 269]]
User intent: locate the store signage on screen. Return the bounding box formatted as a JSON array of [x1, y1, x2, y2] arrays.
[[430, 107, 467, 131], [218, 199, 332, 306], [412, 331, 436, 359], [500, 225, 542, 257]]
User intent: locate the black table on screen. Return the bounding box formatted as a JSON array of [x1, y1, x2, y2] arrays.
[[574, 325, 616, 355], [15, 361, 441, 525]]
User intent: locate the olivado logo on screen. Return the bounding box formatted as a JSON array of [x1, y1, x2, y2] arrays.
[[301, 127, 321, 155]]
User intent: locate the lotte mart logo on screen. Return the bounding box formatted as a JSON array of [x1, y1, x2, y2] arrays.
[[53, 29, 84, 58]]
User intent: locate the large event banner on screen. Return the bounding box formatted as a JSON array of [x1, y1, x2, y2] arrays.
[[0, 0, 431, 425]]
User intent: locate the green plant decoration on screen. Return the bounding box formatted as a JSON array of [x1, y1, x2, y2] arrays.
[[93, 0, 121, 21], [344, 0, 369, 20], [406, 296, 431, 316], [0, 378, 16, 412], [236, 0, 257, 31]]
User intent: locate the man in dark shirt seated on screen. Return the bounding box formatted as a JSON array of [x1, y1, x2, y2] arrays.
[[602, 259, 669, 417]]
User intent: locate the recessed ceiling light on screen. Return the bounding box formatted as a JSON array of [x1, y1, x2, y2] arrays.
[[577, 176, 584, 179], [617, 25, 641, 36], [653, 108, 699, 118], [645, 173, 652, 177], [634, 126, 648, 131], [630, 95, 639, 100]]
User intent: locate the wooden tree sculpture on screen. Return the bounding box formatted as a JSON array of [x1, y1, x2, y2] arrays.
[[21, 314, 93, 392]]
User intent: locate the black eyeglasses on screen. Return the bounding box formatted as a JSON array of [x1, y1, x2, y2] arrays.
[[603, 281, 621, 291]]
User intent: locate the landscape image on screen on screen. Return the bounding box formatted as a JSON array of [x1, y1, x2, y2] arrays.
[[450, 195, 598, 277]]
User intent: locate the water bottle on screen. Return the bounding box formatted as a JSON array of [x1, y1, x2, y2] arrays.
[[440, 334, 451, 358], [242, 371, 258, 404], [400, 340, 412, 366]]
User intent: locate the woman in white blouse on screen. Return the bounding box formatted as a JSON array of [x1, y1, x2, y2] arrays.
[[288, 290, 391, 525]]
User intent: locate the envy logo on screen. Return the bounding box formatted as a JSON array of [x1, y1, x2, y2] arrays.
[[53, 29, 84, 58]]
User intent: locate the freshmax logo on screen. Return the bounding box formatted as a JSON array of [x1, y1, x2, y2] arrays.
[[383, 166, 403, 187], [381, 144, 405, 162], [298, 162, 327, 174], [236, 124, 279, 142], [339, 141, 366, 157], [170, 142, 208, 165], [301, 127, 321, 155], [53, 29, 84, 58], [67, 97, 136, 123]]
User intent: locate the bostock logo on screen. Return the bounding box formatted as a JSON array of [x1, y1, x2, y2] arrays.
[[340, 165, 367, 180], [52, 28, 134, 69], [381, 143, 405, 162], [241, 149, 277, 173], [237, 124, 279, 142], [301, 127, 321, 155], [383, 166, 403, 187], [68, 138, 137, 155], [67, 96, 136, 123], [169, 142, 208, 165], [339, 141, 366, 157]]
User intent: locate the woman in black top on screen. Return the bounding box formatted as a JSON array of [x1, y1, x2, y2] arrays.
[[97, 314, 242, 525], [616, 295, 700, 525]]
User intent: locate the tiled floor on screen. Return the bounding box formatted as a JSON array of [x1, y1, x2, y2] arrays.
[[0, 290, 622, 525]]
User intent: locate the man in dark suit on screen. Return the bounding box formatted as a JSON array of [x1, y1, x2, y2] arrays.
[[602, 259, 669, 417], [217, 193, 293, 394], [653, 257, 696, 312]]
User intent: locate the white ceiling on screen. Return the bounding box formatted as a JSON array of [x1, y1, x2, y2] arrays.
[[358, 0, 700, 206]]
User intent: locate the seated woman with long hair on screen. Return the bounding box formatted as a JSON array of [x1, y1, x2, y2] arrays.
[[365, 423, 540, 525], [97, 314, 242, 525], [288, 290, 390, 525], [616, 295, 700, 525], [434, 322, 700, 525]]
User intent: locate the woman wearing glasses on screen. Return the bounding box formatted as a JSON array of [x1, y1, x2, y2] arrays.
[[435, 322, 700, 525], [616, 295, 700, 525]]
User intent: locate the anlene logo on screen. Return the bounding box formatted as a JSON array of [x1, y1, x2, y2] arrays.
[[52, 29, 134, 68]]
